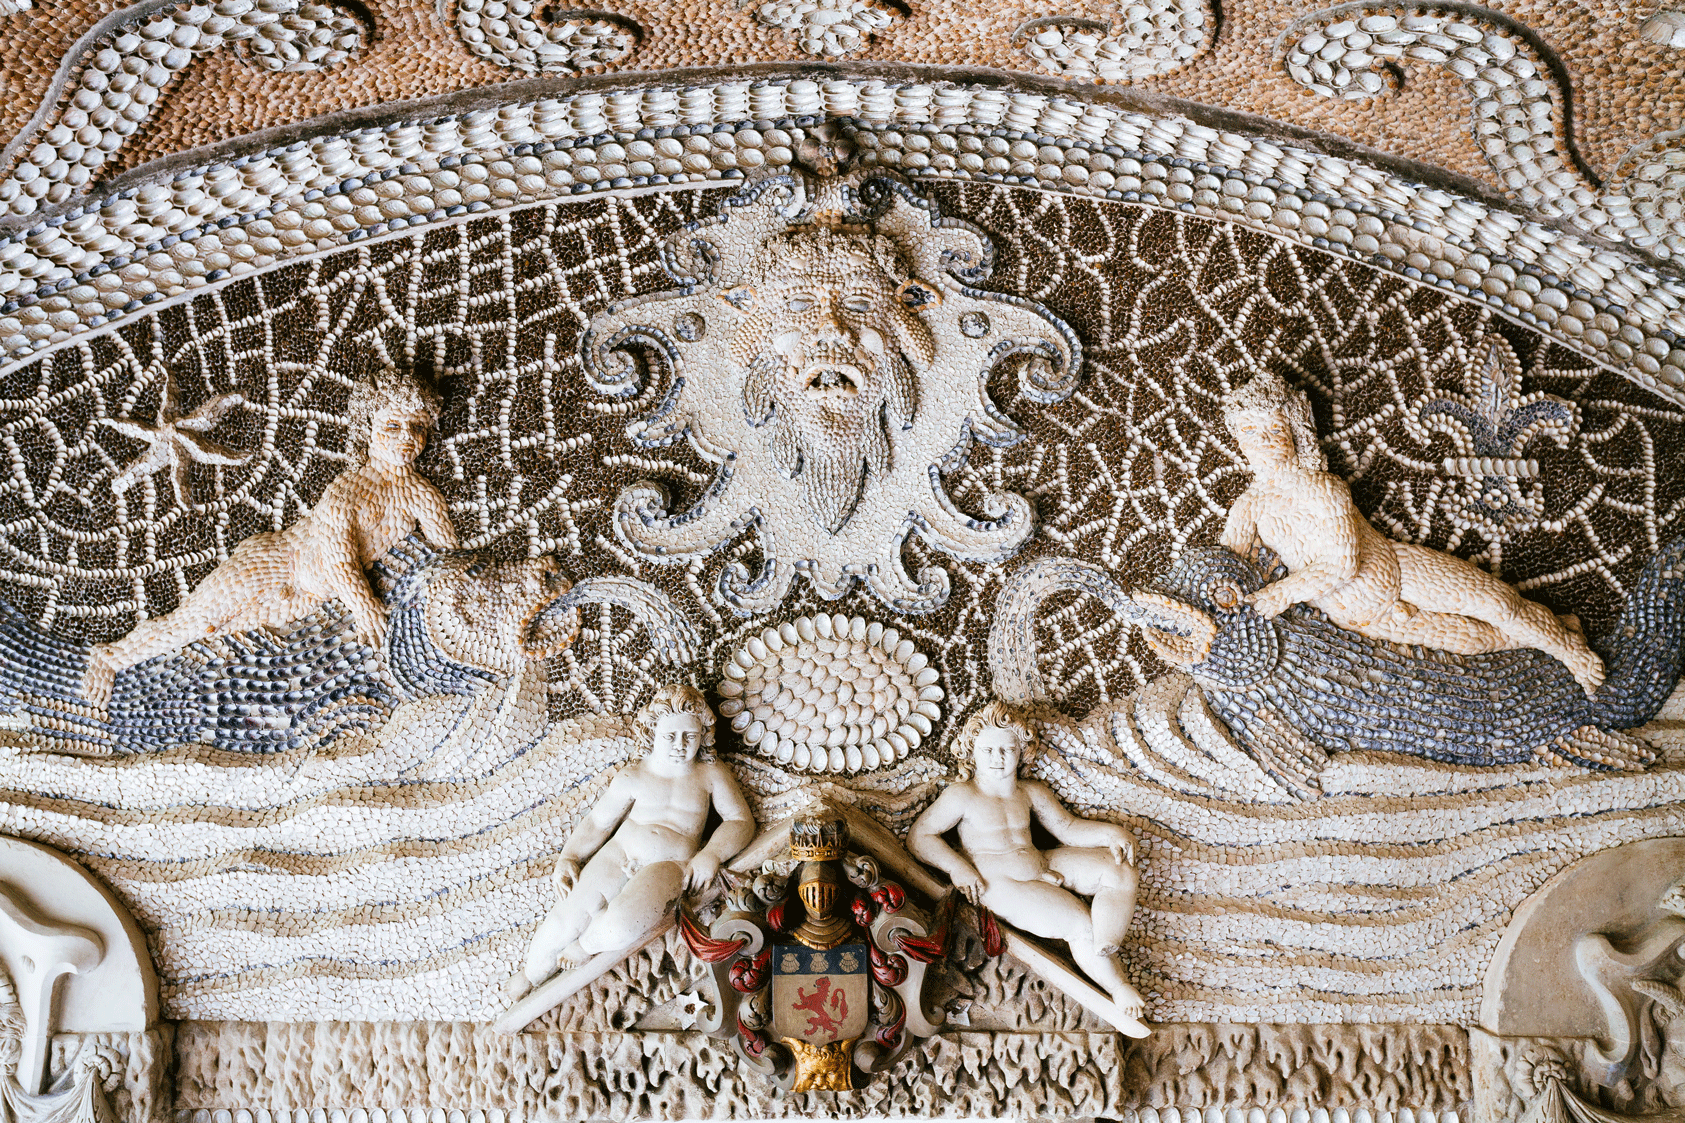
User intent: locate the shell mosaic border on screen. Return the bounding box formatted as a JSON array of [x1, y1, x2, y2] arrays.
[[0, 69, 1681, 408]]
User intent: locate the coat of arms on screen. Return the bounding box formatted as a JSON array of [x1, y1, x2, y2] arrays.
[[677, 807, 993, 1091]]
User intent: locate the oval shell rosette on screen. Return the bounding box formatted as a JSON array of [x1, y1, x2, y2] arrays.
[[717, 613, 943, 774]]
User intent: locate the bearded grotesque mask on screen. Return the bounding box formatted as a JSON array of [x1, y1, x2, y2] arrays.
[[581, 171, 1080, 617], [731, 228, 935, 535]]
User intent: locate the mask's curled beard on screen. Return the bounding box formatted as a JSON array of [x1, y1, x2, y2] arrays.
[[742, 342, 918, 535]]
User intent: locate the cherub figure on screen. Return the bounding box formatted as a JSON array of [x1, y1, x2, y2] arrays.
[[1221, 371, 1604, 695], [909, 702, 1144, 1019], [514, 685, 756, 995], [82, 369, 459, 707]]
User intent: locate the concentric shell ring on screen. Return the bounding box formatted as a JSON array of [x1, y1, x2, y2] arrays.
[[717, 613, 943, 774]]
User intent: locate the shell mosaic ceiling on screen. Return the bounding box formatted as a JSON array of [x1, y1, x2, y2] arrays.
[[2, 0, 1685, 1117]]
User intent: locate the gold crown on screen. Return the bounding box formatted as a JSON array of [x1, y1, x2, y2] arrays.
[[789, 809, 848, 861]]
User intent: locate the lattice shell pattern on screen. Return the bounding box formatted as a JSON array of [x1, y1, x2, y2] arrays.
[[717, 614, 942, 774], [6, 183, 1685, 735], [3, 81, 1683, 400]]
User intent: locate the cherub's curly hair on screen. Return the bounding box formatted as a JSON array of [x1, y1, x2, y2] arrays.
[[952, 701, 1037, 781], [636, 683, 716, 760], [345, 367, 442, 462], [1221, 371, 1327, 471]]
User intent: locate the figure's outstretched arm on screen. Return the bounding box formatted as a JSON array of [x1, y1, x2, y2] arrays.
[[320, 515, 389, 645], [909, 789, 986, 903], [1247, 477, 1363, 618], [685, 765, 757, 891], [1026, 782, 1134, 864], [1220, 487, 1261, 556], [548, 771, 635, 895], [411, 478, 460, 549], [559, 772, 635, 865]]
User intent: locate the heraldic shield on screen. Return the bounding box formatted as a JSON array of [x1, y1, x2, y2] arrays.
[[773, 943, 871, 1068]]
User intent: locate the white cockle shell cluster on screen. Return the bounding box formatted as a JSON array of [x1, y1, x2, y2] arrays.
[[1018, 0, 1212, 82], [718, 614, 942, 774], [756, 0, 894, 58], [234, 0, 366, 71], [447, 0, 639, 73]]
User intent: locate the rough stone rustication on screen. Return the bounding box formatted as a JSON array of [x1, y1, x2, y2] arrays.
[[165, 1021, 1469, 1117], [1121, 1024, 1472, 1112]]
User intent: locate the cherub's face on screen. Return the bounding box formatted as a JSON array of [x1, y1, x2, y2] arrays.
[[973, 726, 1022, 781], [1229, 411, 1297, 474], [652, 712, 704, 769], [369, 406, 430, 468]]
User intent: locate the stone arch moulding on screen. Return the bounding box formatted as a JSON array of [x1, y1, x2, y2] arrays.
[[0, 64, 1679, 406], [0, 835, 160, 1112]]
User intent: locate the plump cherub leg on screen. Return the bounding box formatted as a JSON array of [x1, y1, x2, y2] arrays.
[[1047, 847, 1139, 957], [522, 843, 633, 984], [83, 533, 305, 707], [577, 860, 686, 958], [981, 872, 1145, 1018], [1388, 541, 1605, 694]]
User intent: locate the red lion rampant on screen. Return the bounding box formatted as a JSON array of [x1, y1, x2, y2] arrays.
[[791, 976, 849, 1040]]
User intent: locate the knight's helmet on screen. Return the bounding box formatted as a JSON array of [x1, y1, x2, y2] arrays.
[[789, 808, 855, 950]]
